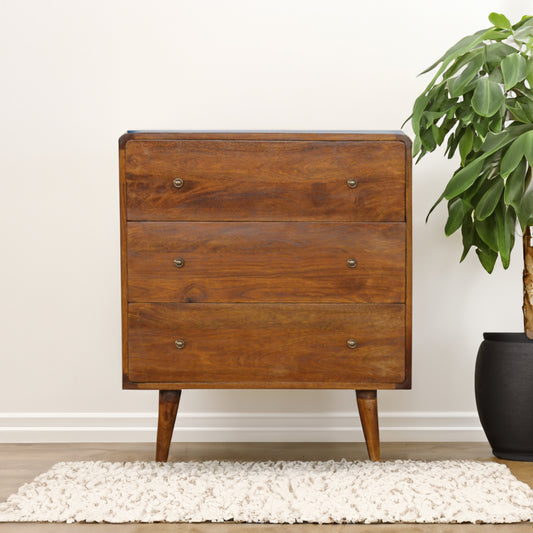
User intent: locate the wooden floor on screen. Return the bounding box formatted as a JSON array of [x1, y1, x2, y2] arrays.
[[0, 442, 532, 532]]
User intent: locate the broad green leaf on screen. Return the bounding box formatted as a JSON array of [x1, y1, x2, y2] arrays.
[[504, 157, 527, 207], [524, 131, 533, 167], [413, 135, 422, 157], [501, 53, 527, 91], [419, 27, 504, 96], [445, 130, 461, 159], [472, 78, 505, 117], [421, 110, 448, 123], [513, 15, 533, 30], [489, 114, 504, 133], [418, 27, 490, 76], [472, 114, 490, 138], [484, 42, 518, 69], [500, 133, 529, 178], [527, 59, 533, 88], [501, 130, 533, 172], [420, 127, 437, 152], [506, 101, 531, 123], [448, 53, 484, 97], [496, 205, 516, 269], [411, 93, 429, 136], [476, 246, 498, 273], [475, 178, 504, 220], [520, 100, 533, 122], [457, 107, 475, 126], [442, 49, 484, 80], [489, 12, 512, 30], [443, 158, 484, 200], [439, 117, 456, 140], [513, 17, 533, 42], [475, 215, 499, 251], [459, 126, 474, 165], [489, 68, 503, 84], [460, 211, 475, 261], [464, 173, 492, 206], [473, 135, 484, 151], [517, 174, 533, 229], [431, 124, 445, 145], [480, 124, 533, 156], [505, 213, 516, 268], [445, 198, 466, 236]]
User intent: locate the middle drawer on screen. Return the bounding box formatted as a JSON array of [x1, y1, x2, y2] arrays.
[[127, 222, 406, 303]]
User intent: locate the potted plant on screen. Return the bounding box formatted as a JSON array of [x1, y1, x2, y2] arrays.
[[407, 12, 533, 460]]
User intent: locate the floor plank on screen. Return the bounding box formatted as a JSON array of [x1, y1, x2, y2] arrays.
[[0, 442, 532, 532]]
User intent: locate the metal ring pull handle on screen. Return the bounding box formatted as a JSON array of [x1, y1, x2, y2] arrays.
[[173, 258, 185, 268], [347, 178, 358, 189], [175, 339, 185, 349], [347, 258, 357, 268], [173, 177, 184, 189]]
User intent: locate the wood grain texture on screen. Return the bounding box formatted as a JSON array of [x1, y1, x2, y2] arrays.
[[127, 222, 406, 303], [356, 390, 380, 461], [119, 131, 412, 460], [124, 140, 405, 222], [156, 390, 181, 462], [127, 303, 405, 385]]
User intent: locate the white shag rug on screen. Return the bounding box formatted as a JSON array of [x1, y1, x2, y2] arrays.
[[0, 459, 532, 524]]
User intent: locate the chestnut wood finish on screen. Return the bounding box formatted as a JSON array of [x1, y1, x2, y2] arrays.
[[127, 222, 406, 303], [155, 390, 181, 462], [125, 140, 406, 222], [128, 303, 406, 385], [119, 131, 412, 462], [356, 390, 381, 461]]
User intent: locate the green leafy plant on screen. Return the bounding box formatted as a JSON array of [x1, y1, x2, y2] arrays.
[[408, 12, 533, 275]]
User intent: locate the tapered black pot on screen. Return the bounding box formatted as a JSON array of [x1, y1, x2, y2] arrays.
[[475, 333, 533, 461]]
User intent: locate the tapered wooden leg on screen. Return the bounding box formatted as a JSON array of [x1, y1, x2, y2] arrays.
[[356, 390, 380, 461], [156, 390, 181, 462]]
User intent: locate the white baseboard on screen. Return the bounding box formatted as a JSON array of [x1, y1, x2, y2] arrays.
[[0, 411, 485, 443]]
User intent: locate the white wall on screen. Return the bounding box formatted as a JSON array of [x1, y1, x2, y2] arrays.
[[0, 0, 529, 443]]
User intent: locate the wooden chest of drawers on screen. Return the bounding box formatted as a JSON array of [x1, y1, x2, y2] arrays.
[[119, 131, 412, 461]]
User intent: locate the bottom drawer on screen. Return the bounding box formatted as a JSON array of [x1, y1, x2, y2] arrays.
[[127, 303, 405, 385]]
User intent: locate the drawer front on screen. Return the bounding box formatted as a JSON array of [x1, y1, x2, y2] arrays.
[[127, 222, 406, 303], [124, 140, 406, 221], [127, 303, 406, 384]]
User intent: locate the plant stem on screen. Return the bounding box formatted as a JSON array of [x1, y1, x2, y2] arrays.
[[523, 226, 533, 339]]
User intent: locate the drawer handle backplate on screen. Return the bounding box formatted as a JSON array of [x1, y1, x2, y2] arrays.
[[173, 177, 184, 189], [347, 339, 358, 349]]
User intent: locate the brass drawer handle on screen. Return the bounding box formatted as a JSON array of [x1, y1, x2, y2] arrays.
[[175, 339, 185, 349], [173, 258, 185, 268], [347, 339, 358, 349], [347, 178, 358, 189], [347, 258, 357, 268], [172, 177, 184, 189]]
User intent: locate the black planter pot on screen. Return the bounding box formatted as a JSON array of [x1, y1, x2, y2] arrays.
[[475, 332, 533, 461]]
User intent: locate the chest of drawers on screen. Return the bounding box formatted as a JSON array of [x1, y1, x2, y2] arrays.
[[119, 131, 412, 462]]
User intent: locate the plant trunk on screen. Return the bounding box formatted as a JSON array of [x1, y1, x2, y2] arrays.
[[523, 226, 533, 339]]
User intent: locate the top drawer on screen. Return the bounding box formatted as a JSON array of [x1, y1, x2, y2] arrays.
[[123, 140, 406, 221]]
